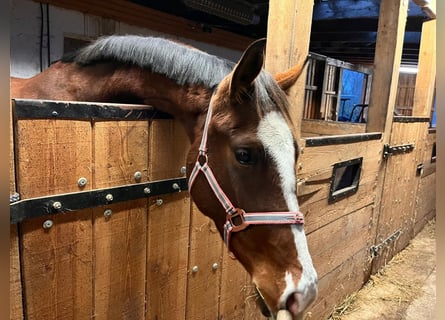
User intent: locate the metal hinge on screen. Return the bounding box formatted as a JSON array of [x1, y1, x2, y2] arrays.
[[370, 229, 402, 258], [383, 143, 415, 159]]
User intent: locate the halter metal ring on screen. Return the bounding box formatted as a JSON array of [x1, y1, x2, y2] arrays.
[[227, 208, 249, 232]]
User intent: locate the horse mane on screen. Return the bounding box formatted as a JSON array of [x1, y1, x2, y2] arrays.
[[62, 35, 235, 88], [62, 35, 296, 137]]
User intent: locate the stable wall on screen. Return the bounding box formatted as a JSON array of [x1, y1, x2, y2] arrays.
[[10, 0, 243, 78]]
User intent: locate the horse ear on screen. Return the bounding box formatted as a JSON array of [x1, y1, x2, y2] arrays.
[[230, 38, 266, 102], [274, 55, 310, 93]]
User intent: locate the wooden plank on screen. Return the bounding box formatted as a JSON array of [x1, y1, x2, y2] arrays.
[[414, 173, 435, 234], [366, 0, 408, 135], [93, 200, 147, 320], [16, 119, 93, 320], [265, 0, 314, 133], [307, 205, 374, 279], [372, 122, 426, 272], [15, 120, 92, 198], [146, 119, 191, 320], [10, 225, 23, 320], [395, 73, 416, 115], [92, 121, 149, 320], [20, 211, 93, 320], [412, 19, 436, 117], [307, 248, 370, 319], [218, 250, 245, 319], [301, 119, 366, 137], [298, 138, 382, 180], [146, 193, 190, 320], [186, 204, 223, 319]]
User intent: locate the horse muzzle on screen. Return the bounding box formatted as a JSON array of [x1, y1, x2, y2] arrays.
[[255, 286, 317, 320]]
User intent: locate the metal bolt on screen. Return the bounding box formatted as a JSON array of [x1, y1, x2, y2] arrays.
[[134, 171, 142, 181], [51, 110, 58, 117], [43, 219, 53, 229], [105, 194, 114, 202], [212, 263, 219, 270], [156, 198, 163, 206], [144, 187, 151, 195], [180, 166, 187, 175], [192, 266, 199, 273], [172, 183, 181, 191], [52, 201, 62, 210], [77, 177, 87, 187], [104, 209, 112, 218]]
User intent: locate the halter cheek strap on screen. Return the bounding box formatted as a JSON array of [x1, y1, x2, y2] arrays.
[[188, 97, 304, 249]]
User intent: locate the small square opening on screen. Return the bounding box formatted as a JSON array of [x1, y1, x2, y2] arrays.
[[431, 143, 436, 163], [329, 157, 363, 203]]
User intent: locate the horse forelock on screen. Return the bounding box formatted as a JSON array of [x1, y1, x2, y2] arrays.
[[254, 71, 299, 144], [66, 35, 235, 88]]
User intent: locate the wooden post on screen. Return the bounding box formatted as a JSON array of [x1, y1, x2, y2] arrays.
[[265, 0, 314, 134], [366, 0, 409, 137], [412, 19, 436, 117]]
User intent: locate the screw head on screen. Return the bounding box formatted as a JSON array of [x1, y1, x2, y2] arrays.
[[105, 194, 114, 202], [192, 266, 199, 273], [104, 209, 112, 218], [156, 198, 163, 206], [43, 219, 53, 229], [212, 263, 219, 270], [77, 177, 87, 187], [52, 201, 62, 210], [172, 183, 180, 191], [51, 110, 58, 117], [144, 187, 151, 194], [134, 171, 142, 181], [180, 166, 187, 175]]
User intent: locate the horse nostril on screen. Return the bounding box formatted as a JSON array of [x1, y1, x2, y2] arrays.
[[285, 292, 300, 318]]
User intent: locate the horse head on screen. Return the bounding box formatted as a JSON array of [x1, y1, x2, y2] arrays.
[[187, 39, 317, 319]]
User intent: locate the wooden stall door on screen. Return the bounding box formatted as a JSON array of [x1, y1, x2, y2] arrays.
[[371, 120, 429, 272]]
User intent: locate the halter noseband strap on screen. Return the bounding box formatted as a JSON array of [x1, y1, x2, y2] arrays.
[[188, 97, 304, 249]]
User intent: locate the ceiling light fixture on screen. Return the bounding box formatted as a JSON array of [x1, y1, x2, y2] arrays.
[[182, 0, 260, 25]]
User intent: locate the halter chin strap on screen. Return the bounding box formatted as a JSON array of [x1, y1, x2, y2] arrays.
[[188, 97, 304, 249]]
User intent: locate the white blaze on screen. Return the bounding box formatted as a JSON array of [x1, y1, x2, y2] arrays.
[[257, 111, 317, 311]]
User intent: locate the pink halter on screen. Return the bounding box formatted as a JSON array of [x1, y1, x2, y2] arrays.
[[188, 96, 304, 249]]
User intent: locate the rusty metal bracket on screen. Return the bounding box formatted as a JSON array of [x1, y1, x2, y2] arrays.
[[370, 229, 402, 258], [10, 177, 187, 224], [383, 143, 415, 159]]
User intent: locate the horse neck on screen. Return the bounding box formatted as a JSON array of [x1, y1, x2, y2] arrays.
[[13, 61, 213, 141]]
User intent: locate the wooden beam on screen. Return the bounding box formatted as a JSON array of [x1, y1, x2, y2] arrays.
[[366, 0, 409, 135], [36, 0, 253, 51], [412, 19, 436, 117], [265, 0, 314, 136]]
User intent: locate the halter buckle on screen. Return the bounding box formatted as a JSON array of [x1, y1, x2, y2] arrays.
[[227, 208, 249, 232], [197, 152, 208, 165]]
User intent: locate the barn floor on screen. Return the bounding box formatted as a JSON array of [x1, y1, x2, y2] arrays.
[[328, 219, 436, 320]]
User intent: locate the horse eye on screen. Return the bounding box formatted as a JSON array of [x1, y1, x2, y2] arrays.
[[235, 148, 257, 165]]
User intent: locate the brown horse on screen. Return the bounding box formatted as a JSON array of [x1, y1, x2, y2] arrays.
[[11, 35, 317, 319]]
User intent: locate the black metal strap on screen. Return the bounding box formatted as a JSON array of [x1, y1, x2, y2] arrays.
[[305, 132, 382, 147], [10, 177, 187, 224], [13, 99, 173, 121]]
